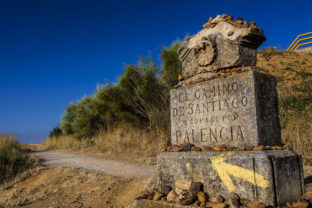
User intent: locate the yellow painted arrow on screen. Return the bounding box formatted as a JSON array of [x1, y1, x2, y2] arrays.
[[210, 152, 269, 193]]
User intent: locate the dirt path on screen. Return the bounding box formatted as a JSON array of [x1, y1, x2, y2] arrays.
[[31, 150, 155, 178]]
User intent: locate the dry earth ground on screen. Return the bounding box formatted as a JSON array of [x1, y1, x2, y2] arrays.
[[1, 149, 312, 208], [0, 165, 149, 208]]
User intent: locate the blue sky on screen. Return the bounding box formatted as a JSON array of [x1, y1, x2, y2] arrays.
[[1, 0, 312, 143]]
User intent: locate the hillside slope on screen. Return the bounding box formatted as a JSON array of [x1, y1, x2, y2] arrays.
[[257, 48, 312, 156]]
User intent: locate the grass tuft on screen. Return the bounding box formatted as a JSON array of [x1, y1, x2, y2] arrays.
[[0, 135, 35, 182]]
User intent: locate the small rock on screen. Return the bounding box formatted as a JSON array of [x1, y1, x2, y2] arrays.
[[189, 182, 203, 197], [238, 146, 246, 151], [153, 191, 163, 201], [147, 194, 154, 200], [175, 187, 184, 195], [253, 146, 264, 151], [291, 201, 309, 208], [206, 202, 228, 208], [213, 145, 226, 151], [246, 201, 265, 208], [191, 146, 202, 151], [180, 197, 195, 206], [141, 190, 154, 199], [228, 31, 234, 36], [181, 142, 194, 151], [272, 146, 282, 150], [167, 190, 179, 202], [240, 199, 250, 206], [178, 74, 183, 81], [229, 197, 240, 208], [175, 178, 192, 190], [210, 194, 224, 203], [245, 146, 253, 151], [160, 185, 171, 195], [304, 183, 312, 192], [197, 191, 208, 203], [301, 191, 312, 203], [208, 17, 213, 24], [135, 196, 144, 200], [177, 190, 189, 200], [171, 145, 182, 152]]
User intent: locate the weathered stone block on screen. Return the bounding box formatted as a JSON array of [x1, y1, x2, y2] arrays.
[[170, 69, 281, 147], [157, 150, 304, 207], [178, 15, 265, 77]]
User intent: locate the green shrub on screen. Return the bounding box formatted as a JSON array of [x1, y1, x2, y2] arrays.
[[0, 135, 34, 182], [49, 126, 62, 138]]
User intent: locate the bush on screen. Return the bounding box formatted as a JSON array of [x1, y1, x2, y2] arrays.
[[56, 42, 182, 140], [0, 135, 34, 182], [49, 126, 62, 138]]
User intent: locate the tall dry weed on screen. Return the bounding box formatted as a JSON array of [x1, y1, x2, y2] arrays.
[[0, 134, 35, 183], [92, 124, 168, 156]]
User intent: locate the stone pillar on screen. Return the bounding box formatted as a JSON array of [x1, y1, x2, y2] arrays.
[[156, 14, 304, 207]]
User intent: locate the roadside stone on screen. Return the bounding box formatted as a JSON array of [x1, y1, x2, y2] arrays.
[[178, 15, 265, 76], [229, 197, 240, 208], [210, 194, 225, 203], [197, 191, 208, 203], [180, 197, 195, 206], [301, 191, 312, 203], [206, 202, 228, 208], [171, 70, 282, 147], [191, 146, 202, 151], [213, 145, 226, 151], [245, 146, 253, 151], [175, 187, 184, 195], [240, 199, 250, 206], [246, 201, 265, 208], [304, 184, 312, 192], [153, 191, 163, 201], [189, 182, 203, 197], [181, 142, 194, 151], [171, 145, 181, 152], [177, 190, 189, 200], [160, 185, 171, 195], [157, 150, 303, 206], [290, 201, 309, 208], [166, 190, 179, 203], [175, 179, 192, 190], [146, 193, 154, 200], [144, 173, 158, 193], [253, 145, 264, 151]]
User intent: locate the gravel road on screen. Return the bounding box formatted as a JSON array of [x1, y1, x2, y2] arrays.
[[31, 151, 155, 178]]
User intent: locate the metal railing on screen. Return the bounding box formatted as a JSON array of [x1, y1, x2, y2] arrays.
[[287, 32, 312, 51]]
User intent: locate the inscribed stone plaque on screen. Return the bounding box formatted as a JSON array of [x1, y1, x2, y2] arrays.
[[170, 70, 281, 147]]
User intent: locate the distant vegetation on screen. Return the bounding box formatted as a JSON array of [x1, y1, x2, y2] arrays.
[[44, 46, 312, 158], [0, 135, 35, 182]]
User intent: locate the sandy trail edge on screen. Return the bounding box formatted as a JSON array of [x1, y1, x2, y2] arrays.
[[31, 151, 156, 178]]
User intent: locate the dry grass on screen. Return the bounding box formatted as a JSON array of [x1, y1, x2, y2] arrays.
[[41, 135, 92, 150], [42, 49, 312, 159], [0, 166, 146, 208], [257, 48, 312, 157], [41, 125, 168, 165], [0, 135, 37, 183]]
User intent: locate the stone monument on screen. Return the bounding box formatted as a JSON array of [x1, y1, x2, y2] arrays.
[[135, 14, 304, 208]]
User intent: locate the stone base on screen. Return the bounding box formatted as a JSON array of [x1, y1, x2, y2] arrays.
[[131, 199, 193, 208], [157, 150, 304, 207]]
